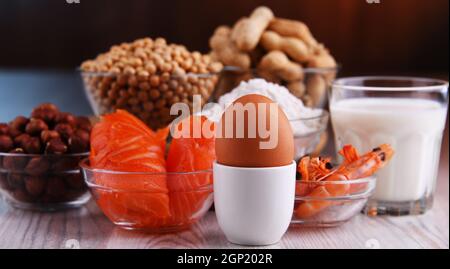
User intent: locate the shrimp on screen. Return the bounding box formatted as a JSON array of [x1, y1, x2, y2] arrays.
[[294, 144, 394, 219], [296, 156, 334, 196], [297, 156, 334, 181]]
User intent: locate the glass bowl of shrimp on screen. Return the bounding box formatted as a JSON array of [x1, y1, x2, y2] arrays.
[[291, 144, 394, 227]]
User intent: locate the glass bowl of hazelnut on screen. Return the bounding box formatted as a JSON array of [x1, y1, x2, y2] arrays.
[[80, 37, 223, 130], [0, 103, 92, 211]]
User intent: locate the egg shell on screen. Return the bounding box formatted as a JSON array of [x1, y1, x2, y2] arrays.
[[215, 94, 294, 167]]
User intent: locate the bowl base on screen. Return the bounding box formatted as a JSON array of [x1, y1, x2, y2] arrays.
[[3, 193, 91, 212], [113, 222, 194, 234], [290, 218, 351, 228], [363, 196, 432, 216], [225, 236, 281, 246]]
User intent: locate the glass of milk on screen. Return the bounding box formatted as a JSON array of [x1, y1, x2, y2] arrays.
[[329, 77, 448, 216]]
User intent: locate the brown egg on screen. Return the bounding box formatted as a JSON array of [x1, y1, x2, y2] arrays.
[[215, 94, 294, 167]]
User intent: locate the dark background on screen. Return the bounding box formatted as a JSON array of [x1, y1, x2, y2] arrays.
[[0, 0, 447, 159], [0, 0, 448, 121], [0, 0, 448, 76]]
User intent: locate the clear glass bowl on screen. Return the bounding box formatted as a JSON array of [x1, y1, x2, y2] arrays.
[[291, 176, 376, 227], [210, 66, 338, 109], [81, 71, 220, 130], [290, 111, 329, 160], [0, 152, 90, 211], [80, 159, 214, 233]]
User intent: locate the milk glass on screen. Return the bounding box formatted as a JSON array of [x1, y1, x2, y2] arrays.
[[329, 77, 448, 216]]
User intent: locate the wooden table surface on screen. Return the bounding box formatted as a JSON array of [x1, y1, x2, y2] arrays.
[[0, 135, 447, 249], [0, 70, 448, 249]]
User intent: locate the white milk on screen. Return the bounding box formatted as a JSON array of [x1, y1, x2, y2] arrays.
[[331, 98, 447, 202]]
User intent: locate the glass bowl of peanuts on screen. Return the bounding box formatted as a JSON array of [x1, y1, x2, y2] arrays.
[[291, 176, 376, 227], [80, 37, 223, 130]]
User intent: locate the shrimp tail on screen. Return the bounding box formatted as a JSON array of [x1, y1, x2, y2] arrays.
[[339, 144, 359, 164], [339, 144, 395, 179], [297, 156, 334, 182]]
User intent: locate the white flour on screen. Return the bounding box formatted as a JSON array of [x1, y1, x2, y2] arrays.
[[202, 79, 324, 136]]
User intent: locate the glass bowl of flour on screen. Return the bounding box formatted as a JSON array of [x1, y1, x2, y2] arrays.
[[289, 111, 329, 159], [203, 79, 329, 159], [211, 66, 338, 109]]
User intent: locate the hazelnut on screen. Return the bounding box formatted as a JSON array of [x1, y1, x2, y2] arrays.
[[31, 103, 60, 124], [25, 118, 48, 136], [0, 135, 14, 152], [54, 123, 73, 141], [46, 177, 66, 198], [45, 138, 67, 154], [25, 157, 50, 176], [0, 173, 10, 190], [68, 132, 90, 153], [14, 133, 31, 148], [13, 189, 34, 202], [41, 130, 60, 144], [8, 128, 22, 138], [51, 157, 79, 172], [9, 116, 29, 132], [22, 137, 42, 154], [9, 116, 29, 137], [65, 174, 85, 190], [8, 173, 24, 189], [0, 123, 9, 135], [56, 112, 77, 127], [2, 148, 28, 171], [25, 176, 46, 197], [77, 116, 92, 132]]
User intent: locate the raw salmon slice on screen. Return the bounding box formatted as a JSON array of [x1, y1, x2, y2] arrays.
[[97, 192, 172, 228], [167, 174, 213, 225], [90, 110, 171, 224], [166, 116, 215, 224]]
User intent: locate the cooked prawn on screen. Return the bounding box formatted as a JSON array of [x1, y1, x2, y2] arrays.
[[294, 144, 394, 219]]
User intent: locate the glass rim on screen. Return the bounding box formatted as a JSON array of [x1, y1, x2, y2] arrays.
[[79, 158, 213, 175], [78, 68, 220, 78], [288, 109, 329, 121], [295, 189, 373, 201], [0, 151, 89, 158], [295, 176, 376, 200], [85, 182, 213, 193], [296, 175, 376, 185], [332, 76, 449, 92], [222, 65, 340, 74]]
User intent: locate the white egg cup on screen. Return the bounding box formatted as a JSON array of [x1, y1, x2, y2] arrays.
[[213, 161, 296, 246]]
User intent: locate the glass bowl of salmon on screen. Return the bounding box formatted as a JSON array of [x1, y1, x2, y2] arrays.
[[291, 176, 376, 227], [80, 159, 214, 233]]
